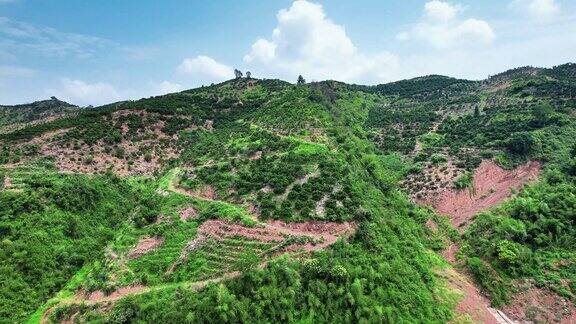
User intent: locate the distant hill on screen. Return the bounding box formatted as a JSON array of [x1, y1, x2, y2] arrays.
[[0, 97, 79, 133]]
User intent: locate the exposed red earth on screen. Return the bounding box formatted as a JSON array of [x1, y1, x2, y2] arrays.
[[194, 219, 355, 251], [127, 237, 165, 259], [179, 207, 198, 221], [86, 285, 147, 302], [502, 280, 576, 323], [417, 159, 541, 230], [417, 159, 542, 324], [440, 269, 500, 324]]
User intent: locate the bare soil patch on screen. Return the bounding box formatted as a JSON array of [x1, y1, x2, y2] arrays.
[[502, 280, 576, 323], [127, 237, 165, 259], [402, 159, 467, 201], [169, 219, 355, 273], [440, 268, 500, 324], [199, 220, 286, 242], [86, 285, 147, 302], [278, 167, 319, 201], [416, 159, 540, 230], [3, 175, 12, 189], [441, 243, 459, 265], [9, 109, 185, 176], [250, 150, 262, 160], [189, 185, 217, 200], [179, 207, 198, 221]]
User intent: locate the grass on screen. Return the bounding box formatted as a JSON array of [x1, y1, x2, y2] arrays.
[[26, 264, 92, 324]]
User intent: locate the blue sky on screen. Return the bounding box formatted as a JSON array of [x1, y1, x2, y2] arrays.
[[0, 0, 574, 106]]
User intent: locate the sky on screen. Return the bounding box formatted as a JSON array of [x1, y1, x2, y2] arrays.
[[0, 0, 574, 106]]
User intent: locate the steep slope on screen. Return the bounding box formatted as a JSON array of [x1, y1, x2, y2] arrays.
[[1, 64, 575, 323], [2, 79, 456, 323], [365, 63, 576, 322]]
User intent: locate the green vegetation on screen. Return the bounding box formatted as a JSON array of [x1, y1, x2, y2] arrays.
[[0, 97, 78, 132], [0, 64, 574, 322], [461, 165, 576, 306], [453, 172, 473, 190], [0, 168, 159, 321]]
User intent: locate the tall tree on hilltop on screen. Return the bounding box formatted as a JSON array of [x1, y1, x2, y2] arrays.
[[297, 75, 306, 85]]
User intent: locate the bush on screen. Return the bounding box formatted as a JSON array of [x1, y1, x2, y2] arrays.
[[453, 172, 473, 190], [466, 257, 510, 306], [507, 132, 535, 155]]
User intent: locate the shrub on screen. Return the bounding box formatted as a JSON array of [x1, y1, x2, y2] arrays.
[[453, 172, 473, 190], [507, 132, 534, 155]]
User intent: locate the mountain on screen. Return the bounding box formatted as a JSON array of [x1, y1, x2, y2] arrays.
[[1, 64, 575, 323], [0, 97, 79, 134]]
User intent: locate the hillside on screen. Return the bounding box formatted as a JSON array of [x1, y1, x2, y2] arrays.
[[0, 97, 79, 135], [1, 64, 575, 323]]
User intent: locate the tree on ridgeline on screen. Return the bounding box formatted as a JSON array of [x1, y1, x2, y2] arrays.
[[297, 75, 306, 85]]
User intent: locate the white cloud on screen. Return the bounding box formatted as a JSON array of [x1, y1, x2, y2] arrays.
[[399, 1, 495, 49], [0, 65, 35, 78], [424, 0, 464, 22], [510, 0, 560, 21], [244, 39, 276, 63], [177, 55, 234, 84], [243, 0, 399, 83], [0, 17, 111, 58], [49, 78, 121, 106], [157, 80, 183, 94]]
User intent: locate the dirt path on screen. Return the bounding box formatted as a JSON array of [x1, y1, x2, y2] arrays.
[[41, 169, 355, 322], [40, 271, 241, 324], [166, 168, 355, 253]]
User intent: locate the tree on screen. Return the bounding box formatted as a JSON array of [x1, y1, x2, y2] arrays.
[[531, 103, 553, 127], [474, 105, 480, 118], [234, 69, 243, 79], [297, 75, 306, 85], [246, 71, 251, 79], [507, 132, 534, 155]]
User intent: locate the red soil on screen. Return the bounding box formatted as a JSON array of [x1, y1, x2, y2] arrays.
[[190, 185, 217, 200], [86, 285, 146, 302], [425, 219, 439, 232], [442, 269, 499, 324], [502, 281, 576, 323], [167, 219, 355, 273], [417, 160, 540, 230], [179, 207, 198, 221], [127, 237, 165, 259], [199, 220, 286, 242], [195, 219, 355, 245], [441, 243, 459, 264]]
